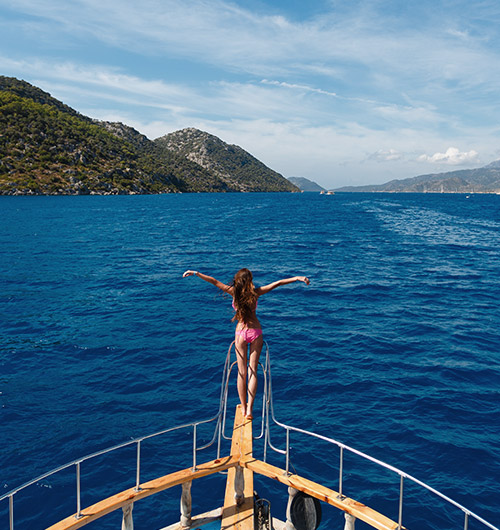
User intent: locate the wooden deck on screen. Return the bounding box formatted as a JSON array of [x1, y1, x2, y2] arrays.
[[221, 404, 254, 530]]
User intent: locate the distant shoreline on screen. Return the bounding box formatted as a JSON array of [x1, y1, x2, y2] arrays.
[[2, 189, 499, 197]]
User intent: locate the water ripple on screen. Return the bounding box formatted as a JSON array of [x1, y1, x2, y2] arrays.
[[1, 193, 499, 528]]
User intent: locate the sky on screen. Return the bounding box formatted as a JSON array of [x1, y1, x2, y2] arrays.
[[1, 0, 500, 188]]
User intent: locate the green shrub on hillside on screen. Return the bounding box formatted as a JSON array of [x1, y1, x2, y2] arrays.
[[0, 76, 299, 194]]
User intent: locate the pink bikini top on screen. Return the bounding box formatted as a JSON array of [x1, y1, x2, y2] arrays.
[[232, 299, 258, 310]]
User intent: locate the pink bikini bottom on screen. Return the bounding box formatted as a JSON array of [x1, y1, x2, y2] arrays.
[[236, 327, 263, 343]]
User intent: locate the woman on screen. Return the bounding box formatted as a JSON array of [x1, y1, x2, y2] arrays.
[[182, 268, 310, 419]]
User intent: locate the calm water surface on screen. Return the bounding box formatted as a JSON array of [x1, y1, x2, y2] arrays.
[[1, 193, 499, 529]]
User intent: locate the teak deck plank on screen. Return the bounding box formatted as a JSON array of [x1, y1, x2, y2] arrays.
[[244, 459, 403, 530], [45, 455, 238, 530], [221, 404, 254, 530]]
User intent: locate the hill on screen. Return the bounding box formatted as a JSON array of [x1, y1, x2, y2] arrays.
[[288, 176, 325, 192], [156, 128, 297, 192], [0, 76, 298, 194], [335, 161, 500, 193]]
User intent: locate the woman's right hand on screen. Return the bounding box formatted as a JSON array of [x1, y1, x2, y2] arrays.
[[183, 270, 198, 277], [298, 276, 310, 285]]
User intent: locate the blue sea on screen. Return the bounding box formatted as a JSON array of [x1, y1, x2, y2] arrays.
[[1, 192, 499, 530]]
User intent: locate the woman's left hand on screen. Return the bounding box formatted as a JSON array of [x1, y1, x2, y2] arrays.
[[183, 270, 198, 277]]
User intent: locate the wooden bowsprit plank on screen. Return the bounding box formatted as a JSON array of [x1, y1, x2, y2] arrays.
[[244, 459, 404, 530], [221, 405, 254, 530]]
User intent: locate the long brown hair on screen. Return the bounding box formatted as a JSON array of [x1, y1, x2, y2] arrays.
[[231, 268, 258, 323]]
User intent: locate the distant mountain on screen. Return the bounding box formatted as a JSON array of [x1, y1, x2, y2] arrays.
[[100, 121, 232, 192], [336, 161, 500, 193], [156, 128, 297, 192], [288, 176, 325, 192], [0, 76, 298, 195]]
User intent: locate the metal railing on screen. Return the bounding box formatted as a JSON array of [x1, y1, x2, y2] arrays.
[[1, 342, 498, 530], [0, 342, 237, 529], [260, 349, 499, 530]]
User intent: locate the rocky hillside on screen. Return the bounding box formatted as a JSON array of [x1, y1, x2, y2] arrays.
[[99, 121, 231, 193], [156, 128, 297, 192], [0, 76, 298, 195], [336, 161, 500, 193]]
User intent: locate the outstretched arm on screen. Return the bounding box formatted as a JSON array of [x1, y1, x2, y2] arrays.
[[182, 270, 232, 293], [257, 276, 310, 295]]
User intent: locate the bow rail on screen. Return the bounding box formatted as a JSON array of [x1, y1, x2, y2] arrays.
[[1, 342, 498, 530]]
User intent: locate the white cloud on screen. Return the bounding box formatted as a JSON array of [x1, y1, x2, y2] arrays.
[[446, 28, 471, 41], [368, 149, 403, 162], [7, 0, 500, 89], [0, 56, 203, 118], [418, 147, 479, 165], [374, 103, 442, 126], [261, 79, 338, 98], [1, 56, 188, 98], [3, 1, 500, 187]]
